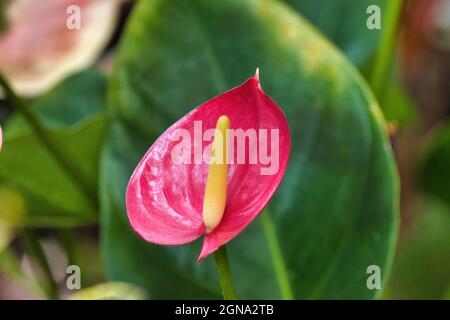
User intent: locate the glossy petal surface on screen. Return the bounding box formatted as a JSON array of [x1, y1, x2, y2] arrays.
[[126, 74, 290, 260]]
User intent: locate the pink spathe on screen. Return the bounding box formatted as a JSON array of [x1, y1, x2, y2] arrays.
[[126, 73, 291, 262]]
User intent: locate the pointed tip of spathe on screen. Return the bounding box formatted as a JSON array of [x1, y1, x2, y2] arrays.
[[196, 235, 217, 264], [196, 247, 208, 264], [252, 67, 263, 90]]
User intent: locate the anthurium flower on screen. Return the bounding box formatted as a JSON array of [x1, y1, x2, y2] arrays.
[[126, 71, 290, 262]]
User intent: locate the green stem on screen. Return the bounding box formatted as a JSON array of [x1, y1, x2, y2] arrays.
[[261, 211, 294, 299], [369, 0, 404, 98], [214, 246, 238, 300], [0, 73, 97, 207], [23, 228, 59, 299]]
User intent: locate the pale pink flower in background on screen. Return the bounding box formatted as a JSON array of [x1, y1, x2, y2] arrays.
[[0, 0, 121, 96]]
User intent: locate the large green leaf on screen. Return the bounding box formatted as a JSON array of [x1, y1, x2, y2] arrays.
[[101, 0, 398, 299], [284, 0, 387, 67], [0, 70, 106, 226]]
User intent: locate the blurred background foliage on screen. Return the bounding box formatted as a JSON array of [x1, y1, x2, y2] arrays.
[[286, 0, 388, 67], [0, 0, 449, 299]]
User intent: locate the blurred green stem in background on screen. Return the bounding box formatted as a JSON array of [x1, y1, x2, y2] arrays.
[[214, 246, 238, 300], [56, 228, 77, 266], [261, 211, 294, 299], [0, 73, 97, 208], [23, 228, 59, 299], [369, 0, 404, 98], [260, 209, 294, 300]]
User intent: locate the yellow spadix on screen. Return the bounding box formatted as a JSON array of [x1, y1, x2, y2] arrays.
[[203, 115, 230, 233]]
